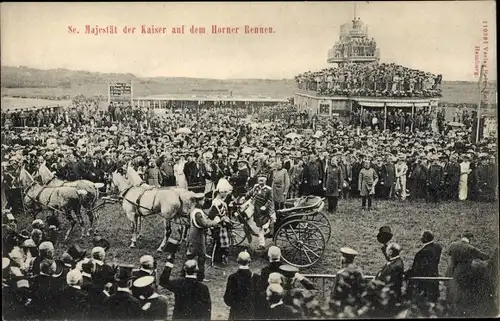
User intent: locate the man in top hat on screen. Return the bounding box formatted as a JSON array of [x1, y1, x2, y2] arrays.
[[377, 226, 394, 261], [330, 247, 365, 310], [245, 173, 274, 249], [187, 192, 221, 282], [103, 264, 143, 320], [405, 230, 442, 303], [133, 275, 169, 320], [66, 244, 87, 266], [223, 251, 259, 320], [159, 259, 212, 320]]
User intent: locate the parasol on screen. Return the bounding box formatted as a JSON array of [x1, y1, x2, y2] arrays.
[[448, 122, 465, 127], [176, 127, 192, 134], [285, 133, 302, 139]]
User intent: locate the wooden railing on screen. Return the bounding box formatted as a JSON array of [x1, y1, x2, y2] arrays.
[[303, 273, 453, 298]]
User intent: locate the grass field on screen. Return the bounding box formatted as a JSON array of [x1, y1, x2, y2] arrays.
[[16, 197, 499, 320]]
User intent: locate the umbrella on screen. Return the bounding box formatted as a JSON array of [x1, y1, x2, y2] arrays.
[[285, 133, 302, 139], [313, 130, 324, 138], [448, 122, 465, 127], [176, 127, 192, 134], [241, 147, 254, 154]]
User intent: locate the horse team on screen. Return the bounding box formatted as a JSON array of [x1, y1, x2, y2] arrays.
[[18, 163, 203, 252]]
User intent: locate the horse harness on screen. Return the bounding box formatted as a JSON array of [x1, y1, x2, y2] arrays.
[[23, 182, 68, 215], [120, 184, 184, 219]]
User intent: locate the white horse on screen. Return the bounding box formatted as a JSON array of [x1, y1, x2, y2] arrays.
[[37, 163, 103, 236], [111, 171, 196, 249], [19, 167, 88, 241]]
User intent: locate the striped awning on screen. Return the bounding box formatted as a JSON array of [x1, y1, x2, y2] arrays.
[[386, 102, 413, 108], [357, 101, 385, 107]]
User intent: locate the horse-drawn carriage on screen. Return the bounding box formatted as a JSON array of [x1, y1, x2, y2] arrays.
[[226, 195, 331, 268]]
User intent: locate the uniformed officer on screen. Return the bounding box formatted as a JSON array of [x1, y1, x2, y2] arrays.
[[187, 192, 221, 282], [245, 173, 274, 249], [330, 247, 365, 312], [133, 275, 169, 320]]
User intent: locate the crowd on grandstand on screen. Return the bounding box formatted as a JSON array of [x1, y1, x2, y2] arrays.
[[1, 99, 498, 320], [295, 63, 442, 98]]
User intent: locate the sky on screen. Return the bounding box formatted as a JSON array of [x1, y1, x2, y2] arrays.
[[1, 1, 496, 81]]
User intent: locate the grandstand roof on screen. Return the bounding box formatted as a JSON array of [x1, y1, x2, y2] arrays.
[[135, 94, 288, 103]]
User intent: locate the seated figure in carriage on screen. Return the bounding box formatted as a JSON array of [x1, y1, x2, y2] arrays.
[[242, 173, 276, 250]]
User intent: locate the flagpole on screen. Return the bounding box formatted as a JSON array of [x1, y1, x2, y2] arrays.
[[476, 64, 484, 144]]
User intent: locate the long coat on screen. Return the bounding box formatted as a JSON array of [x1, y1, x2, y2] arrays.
[[144, 167, 162, 187], [358, 167, 379, 196], [159, 264, 212, 320], [304, 161, 321, 186], [383, 163, 396, 187], [376, 257, 405, 302], [324, 165, 343, 197], [224, 269, 259, 320], [272, 169, 290, 203], [406, 242, 442, 302]]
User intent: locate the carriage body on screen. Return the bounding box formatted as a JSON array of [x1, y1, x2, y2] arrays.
[[228, 196, 332, 268]]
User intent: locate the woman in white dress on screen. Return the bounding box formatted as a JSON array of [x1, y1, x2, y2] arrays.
[[174, 156, 188, 189], [459, 155, 472, 201], [395, 155, 408, 200]]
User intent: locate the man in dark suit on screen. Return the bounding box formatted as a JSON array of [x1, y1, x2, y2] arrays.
[[375, 243, 405, 305], [103, 264, 142, 320], [87, 155, 103, 183], [28, 258, 64, 319], [133, 276, 169, 321], [90, 246, 115, 290], [445, 232, 491, 317], [255, 246, 283, 318], [224, 251, 260, 320], [159, 259, 212, 320], [382, 156, 396, 199], [265, 284, 301, 320], [58, 269, 90, 320], [427, 156, 444, 202], [405, 230, 442, 302], [443, 154, 460, 201]]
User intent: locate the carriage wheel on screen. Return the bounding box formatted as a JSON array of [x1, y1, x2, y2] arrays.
[[303, 212, 332, 242], [273, 219, 326, 268], [229, 216, 247, 247]]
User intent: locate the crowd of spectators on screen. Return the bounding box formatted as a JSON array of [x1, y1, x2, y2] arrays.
[[295, 63, 442, 98], [1, 96, 498, 319], [3, 209, 498, 320]]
